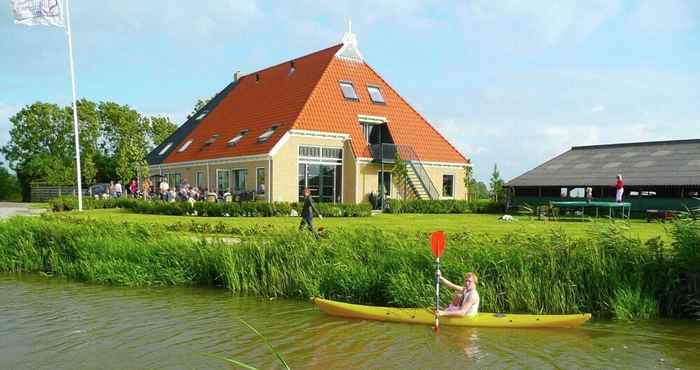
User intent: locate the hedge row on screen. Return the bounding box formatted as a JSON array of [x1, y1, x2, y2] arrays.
[[48, 197, 372, 217], [386, 199, 504, 214]]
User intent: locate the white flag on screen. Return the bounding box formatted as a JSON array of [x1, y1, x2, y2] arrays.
[[10, 0, 65, 27]]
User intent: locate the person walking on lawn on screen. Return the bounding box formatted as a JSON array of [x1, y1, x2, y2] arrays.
[[299, 187, 322, 240], [615, 174, 624, 203]]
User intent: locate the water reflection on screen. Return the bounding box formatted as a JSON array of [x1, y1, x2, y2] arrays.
[[1, 274, 699, 370]]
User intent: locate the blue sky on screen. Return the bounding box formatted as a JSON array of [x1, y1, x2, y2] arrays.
[[2, 0, 699, 183]]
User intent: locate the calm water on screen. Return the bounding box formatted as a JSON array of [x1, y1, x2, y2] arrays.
[[1, 274, 699, 370]]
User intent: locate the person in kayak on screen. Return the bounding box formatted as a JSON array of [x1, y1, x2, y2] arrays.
[[299, 187, 322, 240], [436, 271, 480, 317]]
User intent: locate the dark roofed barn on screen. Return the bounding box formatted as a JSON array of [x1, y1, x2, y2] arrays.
[[505, 139, 700, 215]]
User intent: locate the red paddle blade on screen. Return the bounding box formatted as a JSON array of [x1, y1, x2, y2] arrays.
[[431, 231, 445, 257]]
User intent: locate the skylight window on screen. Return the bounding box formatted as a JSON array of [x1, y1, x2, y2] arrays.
[[257, 124, 280, 143], [158, 142, 173, 156], [195, 110, 209, 121], [178, 139, 193, 152], [227, 129, 249, 147], [200, 134, 220, 151], [367, 86, 385, 104], [339, 81, 359, 100]]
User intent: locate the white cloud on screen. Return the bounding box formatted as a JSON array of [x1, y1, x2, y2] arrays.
[[456, 0, 622, 51], [591, 104, 605, 113]]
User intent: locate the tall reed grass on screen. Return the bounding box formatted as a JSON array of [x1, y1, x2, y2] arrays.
[[1, 216, 698, 319]]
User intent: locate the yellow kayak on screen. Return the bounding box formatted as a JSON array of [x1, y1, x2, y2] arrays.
[[314, 298, 591, 329]]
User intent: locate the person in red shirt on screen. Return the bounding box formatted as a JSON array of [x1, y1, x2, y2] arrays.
[[615, 174, 624, 203]]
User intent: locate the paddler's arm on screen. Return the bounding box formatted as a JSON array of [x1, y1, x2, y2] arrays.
[[437, 271, 462, 291]]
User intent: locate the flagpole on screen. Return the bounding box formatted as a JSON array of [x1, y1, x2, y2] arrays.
[[64, 0, 83, 211]]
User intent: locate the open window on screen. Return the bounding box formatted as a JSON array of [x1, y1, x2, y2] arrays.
[[257, 124, 280, 143], [367, 85, 385, 104], [339, 81, 359, 101], [227, 129, 249, 147], [158, 142, 173, 156], [200, 134, 220, 151], [177, 139, 193, 153]]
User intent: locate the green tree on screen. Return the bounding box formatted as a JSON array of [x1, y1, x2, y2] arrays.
[[489, 163, 504, 202], [0, 165, 21, 201], [148, 116, 177, 149], [475, 181, 489, 199], [392, 152, 409, 200], [1, 102, 75, 199], [187, 97, 211, 119], [98, 102, 149, 182], [464, 165, 473, 201]]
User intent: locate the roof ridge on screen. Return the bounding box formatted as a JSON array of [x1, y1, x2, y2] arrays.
[[362, 62, 469, 164], [573, 138, 700, 150], [241, 44, 343, 79]]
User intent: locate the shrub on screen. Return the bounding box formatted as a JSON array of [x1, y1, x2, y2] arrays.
[[48, 196, 371, 218]]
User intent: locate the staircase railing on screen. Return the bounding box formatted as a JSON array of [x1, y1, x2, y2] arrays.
[[369, 143, 440, 200]]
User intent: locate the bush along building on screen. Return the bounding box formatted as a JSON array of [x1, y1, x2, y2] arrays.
[[147, 29, 469, 204], [505, 139, 700, 215]]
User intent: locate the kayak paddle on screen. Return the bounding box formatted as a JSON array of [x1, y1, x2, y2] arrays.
[[431, 230, 445, 331]]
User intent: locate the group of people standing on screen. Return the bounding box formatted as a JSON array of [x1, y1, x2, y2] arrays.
[[106, 179, 141, 198]]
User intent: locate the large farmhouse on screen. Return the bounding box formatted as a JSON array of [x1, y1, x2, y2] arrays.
[[505, 139, 700, 213], [147, 31, 469, 203]]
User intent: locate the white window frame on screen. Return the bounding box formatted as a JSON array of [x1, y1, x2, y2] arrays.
[[158, 142, 173, 155], [228, 133, 245, 146], [256, 167, 266, 194], [216, 169, 231, 193], [367, 85, 385, 104], [257, 125, 280, 143], [232, 168, 247, 192], [195, 171, 204, 189], [339, 81, 359, 100], [178, 139, 193, 152]]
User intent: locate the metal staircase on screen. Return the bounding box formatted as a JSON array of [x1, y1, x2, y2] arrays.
[[369, 143, 440, 200]]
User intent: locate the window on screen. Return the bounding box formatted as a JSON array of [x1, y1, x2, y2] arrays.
[[367, 86, 385, 104], [569, 188, 585, 198], [169, 173, 182, 188], [216, 170, 230, 194], [158, 142, 173, 155], [227, 129, 248, 147], [178, 139, 193, 152], [256, 167, 266, 194], [378, 171, 391, 197], [195, 110, 209, 121], [196, 171, 205, 189], [199, 134, 219, 151], [339, 81, 359, 100], [322, 148, 342, 159], [442, 175, 454, 197], [233, 169, 247, 192], [298, 163, 342, 203], [258, 124, 280, 143], [299, 146, 321, 158], [560, 188, 568, 198]]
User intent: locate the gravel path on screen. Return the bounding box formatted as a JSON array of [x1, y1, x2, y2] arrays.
[[0, 203, 46, 219]]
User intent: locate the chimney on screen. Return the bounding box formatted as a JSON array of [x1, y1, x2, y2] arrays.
[[234, 71, 240, 82], [255, 73, 260, 82], [289, 61, 296, 75]]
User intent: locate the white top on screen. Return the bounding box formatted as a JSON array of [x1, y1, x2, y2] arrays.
[[113, 183, 122, 193], [160, 181, 169, 192], [463, 289, 480, 316]]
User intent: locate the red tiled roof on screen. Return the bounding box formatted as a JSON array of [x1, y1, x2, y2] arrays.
[[161, 43, 468, 165], [163, 44, 342, 163], [295, 58, 469, 164]]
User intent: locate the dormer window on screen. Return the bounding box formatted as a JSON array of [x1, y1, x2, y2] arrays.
[[200, 134, 220, 151], [367, 86, 385, 104], [339, 81, 359, 101], [177, 139, 193, 152], [158, 142, 173, 156], [258, 124, 280, 143], [194, 110, 208, 121], [227, 129, 249, 147]]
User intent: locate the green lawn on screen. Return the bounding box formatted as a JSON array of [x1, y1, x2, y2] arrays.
[[61, 208, 672, 242]]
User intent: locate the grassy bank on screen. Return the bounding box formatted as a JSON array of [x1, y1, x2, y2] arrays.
[[1, 216, 698, 319], [59, 208, 672, 242]]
